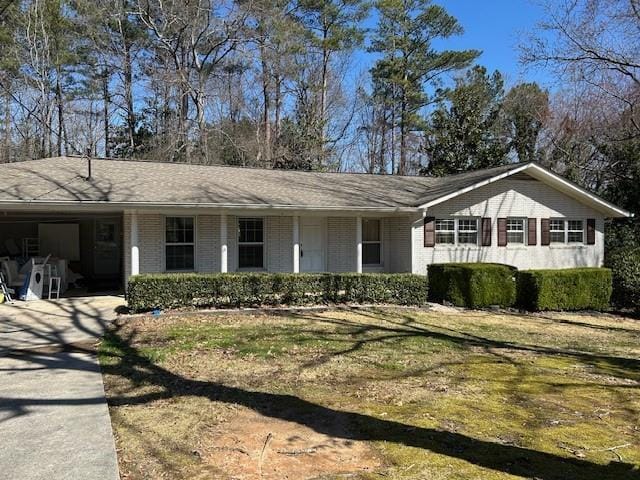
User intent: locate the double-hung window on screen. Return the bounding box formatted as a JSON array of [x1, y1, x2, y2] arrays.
[[362, 219, 382, 265], [238, 218, 264, 269], [165, 216, 195, 271], [435, 219, 455, 244], [567, 220, 584, 243], [457, 219, 478, 245], [550, 219, 565, 243], [506, 218, 525, 244]]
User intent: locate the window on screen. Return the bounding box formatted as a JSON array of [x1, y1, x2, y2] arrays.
[[362, 219, 382, 265], [435, 219, 455, 244], [568, 220, 584, 243], [238, 217, 264, 269], [457, 219, 478, 245], [165, 217, 194, 271], [550, 219, 565, 243], [506, 218, 525, 244]]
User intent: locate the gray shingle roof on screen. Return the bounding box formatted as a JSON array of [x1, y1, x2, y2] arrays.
[[0, 156, 525, 210]]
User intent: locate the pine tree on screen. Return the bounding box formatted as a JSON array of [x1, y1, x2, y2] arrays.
[[370, 0, 478, 174], [423, 66, 509, 176]]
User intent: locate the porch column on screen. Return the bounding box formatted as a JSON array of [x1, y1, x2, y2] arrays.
[[356, 216, 363, 273], [293, 216, 300, 273], [130, 211, 139, 276], [220, 214, 228, 273]]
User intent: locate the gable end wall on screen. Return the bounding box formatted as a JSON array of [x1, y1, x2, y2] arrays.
[[411, 178, 605, 274]]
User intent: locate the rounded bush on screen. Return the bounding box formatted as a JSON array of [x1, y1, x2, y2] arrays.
[[606, 247, 640, 311]]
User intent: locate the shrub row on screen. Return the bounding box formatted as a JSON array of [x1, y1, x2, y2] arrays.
[[127, 272, 429, 313], [427, 263, 612, 311], [605, 247, 640, 311], [428, 263, 517, 308], [516, 268, 612, 311]]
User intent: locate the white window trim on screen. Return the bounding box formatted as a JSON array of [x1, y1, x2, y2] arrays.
[[549, 218, 566, 244], [567, 219, 585, 244], [237, 216, 267, 271], [362, 218, 384, 266], [435, 218, 456, 245], [164, 215, 196, 272], [549, 218, 585, 245], [506, 217, 526, 245], [456, 217, 479, 246]]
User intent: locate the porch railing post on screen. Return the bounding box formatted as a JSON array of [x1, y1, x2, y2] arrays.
[[220, 214, 228, 273], [293, 215, 300, 273], [356, 216, 362, 273], [131, 211, 139, 276]]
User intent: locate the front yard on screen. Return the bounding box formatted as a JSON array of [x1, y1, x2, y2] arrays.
[[99, 306, 640, 479]]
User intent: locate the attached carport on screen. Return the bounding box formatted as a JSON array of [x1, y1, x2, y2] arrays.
[[0, 209, 124, 294]]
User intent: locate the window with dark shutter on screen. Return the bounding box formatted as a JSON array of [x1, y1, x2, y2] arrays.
[[481, 218, 492, 246], [587, 218, 596, 245], [497, 218, 507, 246], [424, 216, 435, 247], [528, 218, 537, 245], [541, 219, 550, 246]]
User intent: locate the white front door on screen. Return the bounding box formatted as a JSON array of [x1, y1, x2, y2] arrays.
[[300, 218, 325, 272]]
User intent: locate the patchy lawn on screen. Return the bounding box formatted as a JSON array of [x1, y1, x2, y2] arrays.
[[99, 307, 640, 480]]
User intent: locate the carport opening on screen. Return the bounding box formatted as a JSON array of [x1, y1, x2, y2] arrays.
[[0, 212, 123, 299]]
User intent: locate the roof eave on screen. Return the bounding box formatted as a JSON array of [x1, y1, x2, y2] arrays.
[[0, 199, 420, 214]]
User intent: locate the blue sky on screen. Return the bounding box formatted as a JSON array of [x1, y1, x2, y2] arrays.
[[353, 0, 554, 90]]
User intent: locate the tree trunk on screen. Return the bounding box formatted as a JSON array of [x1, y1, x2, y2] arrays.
[[103, 68, 110, 157], [320, 34, 330, 167], [3, 87, 10, 163], [274, 73, 282, 141], [399, 87, 407, 175], [55, 74, 63, 156], [260, 42, 272, 166], [123, 40, 135, 152]]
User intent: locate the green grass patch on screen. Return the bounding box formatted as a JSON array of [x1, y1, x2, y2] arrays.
[[100, 308, 640, 480]]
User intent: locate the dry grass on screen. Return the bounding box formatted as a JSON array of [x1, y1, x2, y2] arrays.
[[99, 307, 640, 479]]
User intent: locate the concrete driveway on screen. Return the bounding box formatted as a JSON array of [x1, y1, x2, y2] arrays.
[[0, 295, 124, 480]]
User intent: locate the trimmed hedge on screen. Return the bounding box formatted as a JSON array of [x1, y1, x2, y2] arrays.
[[606, 247, 640, 311], [428, 263, 517, 308], [127, 272, 429, 313], [516, 268, 612, 311]]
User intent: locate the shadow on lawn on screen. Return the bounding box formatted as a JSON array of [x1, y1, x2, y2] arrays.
[[1, 304, 639, 480], [102, 323, 639, 480]]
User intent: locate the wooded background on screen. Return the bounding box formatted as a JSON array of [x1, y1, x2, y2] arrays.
[[0, 0, 638, 223]]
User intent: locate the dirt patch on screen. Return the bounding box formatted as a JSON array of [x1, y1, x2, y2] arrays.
[[204, 408, 381, 479]]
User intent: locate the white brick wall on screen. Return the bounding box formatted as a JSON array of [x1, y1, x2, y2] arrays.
[[266, 216, 293, 272], [384, 217, 412, 272], [327, 217, 357, 272], [411, 178, 605, 274], [197, 215, 219, 273], [123, 178, 603, 283]]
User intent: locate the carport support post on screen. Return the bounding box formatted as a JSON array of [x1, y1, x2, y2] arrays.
[[220, 214, 228, 273], [293, 216, 300, 273], [131, 211, 139, 276], [356, 216, 363, 273]]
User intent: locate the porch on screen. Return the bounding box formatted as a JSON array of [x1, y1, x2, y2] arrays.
[[124, 212, 414, 281]]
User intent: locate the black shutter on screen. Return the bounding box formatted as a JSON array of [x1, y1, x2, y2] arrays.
[[528, 218, 537, 246], [481, 218, 492, 246], [587, 218, 596, 245], [541, 219, 550, 246], [424, 217, 435, 247], [497, 218, 507, 247]]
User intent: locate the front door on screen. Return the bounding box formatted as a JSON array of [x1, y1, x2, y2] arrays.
[[94, 218, 121, 278], [300, 218, 325, 272]]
